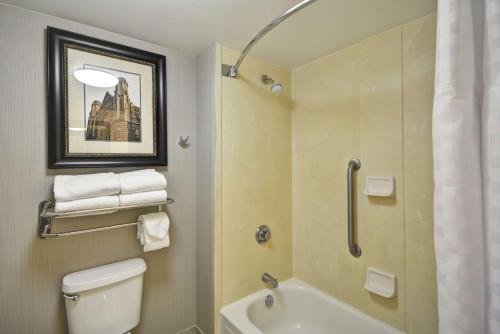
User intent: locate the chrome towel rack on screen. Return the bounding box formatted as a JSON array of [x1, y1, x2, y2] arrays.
[[38, 198, 174, 239]]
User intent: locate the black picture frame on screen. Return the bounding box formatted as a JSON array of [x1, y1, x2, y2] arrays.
[[47, 26, 167, 168]]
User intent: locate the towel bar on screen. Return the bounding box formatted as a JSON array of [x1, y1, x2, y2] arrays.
[[38, 198, 174, 239]]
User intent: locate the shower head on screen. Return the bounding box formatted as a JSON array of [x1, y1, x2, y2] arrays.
[[262, 74, 283, 95], [271, 82, 283, 94]]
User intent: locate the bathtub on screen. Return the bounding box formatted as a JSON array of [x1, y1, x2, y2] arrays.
[[220, 278, 404, 334]]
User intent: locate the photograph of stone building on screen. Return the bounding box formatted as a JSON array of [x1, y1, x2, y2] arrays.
[[85, 77, 141, 142]]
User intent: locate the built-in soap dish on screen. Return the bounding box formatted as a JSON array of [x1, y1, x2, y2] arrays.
[[363, 176, 394, 197], [364, 267, 396, 298]]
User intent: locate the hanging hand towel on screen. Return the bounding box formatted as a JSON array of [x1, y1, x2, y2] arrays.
[[119, 190, 167, 207], [54, 195, 119, 213], [137, 212, 170, 252], [118, 169, 167, 195], [54, 173, 120, 202]]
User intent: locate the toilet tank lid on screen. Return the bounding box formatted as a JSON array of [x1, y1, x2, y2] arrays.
[[62, 258, 147, 293]]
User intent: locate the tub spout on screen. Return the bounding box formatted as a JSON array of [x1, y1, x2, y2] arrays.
[[262, 273, 279, 288]]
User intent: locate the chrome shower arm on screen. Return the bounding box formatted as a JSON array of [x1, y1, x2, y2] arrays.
[[222, 0, 318, 78]]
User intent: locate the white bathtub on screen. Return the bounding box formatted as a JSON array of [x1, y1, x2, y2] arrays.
[[220, 278, 405, 334]]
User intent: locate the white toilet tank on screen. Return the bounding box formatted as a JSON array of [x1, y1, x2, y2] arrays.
[[62, 258, 147, 334]]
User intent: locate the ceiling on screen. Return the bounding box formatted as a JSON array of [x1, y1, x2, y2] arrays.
[[0, 0, 437, 68]]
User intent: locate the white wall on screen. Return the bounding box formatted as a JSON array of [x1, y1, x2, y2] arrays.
[[195, 44, 216, 334], [0, 4, 198, 333]]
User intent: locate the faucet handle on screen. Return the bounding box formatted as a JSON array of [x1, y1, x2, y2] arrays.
[[255, 225, 271, 244]]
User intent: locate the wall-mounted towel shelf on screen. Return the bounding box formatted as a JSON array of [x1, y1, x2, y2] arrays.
[[38, 198, 174, 239]]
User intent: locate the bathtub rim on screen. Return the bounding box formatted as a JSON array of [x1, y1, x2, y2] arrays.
[[220, 277, 405, 334]]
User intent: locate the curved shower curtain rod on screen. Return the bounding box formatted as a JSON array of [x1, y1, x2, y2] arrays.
[[222, 0, 318, 78]]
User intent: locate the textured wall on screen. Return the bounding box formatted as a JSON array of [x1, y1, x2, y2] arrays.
[[196, 44, 216, 334], [402, 14, 438, 334], [213, 44, 223, 334], [291, 14, 437, 333], [292, 25, 405, 329], [217, 47, 293, 308], [0, 4, 198, 334]]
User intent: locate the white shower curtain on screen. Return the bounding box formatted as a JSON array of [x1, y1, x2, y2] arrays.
[[433, 0, 500, 333]]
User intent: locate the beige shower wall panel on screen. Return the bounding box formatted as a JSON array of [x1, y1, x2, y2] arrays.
[[216, 14, 437, 334], [220, 47, 293, 306], [403, 14, 438, 334], [358, 27, 405, 327], [292, 44, 362, 297], [292, 26, 405, 329], [292, 14, 438, 333]]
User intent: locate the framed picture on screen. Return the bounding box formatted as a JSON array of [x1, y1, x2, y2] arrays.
[[47, 26, 167, 168]]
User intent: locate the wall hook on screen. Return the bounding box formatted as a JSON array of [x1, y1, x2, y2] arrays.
[[177, 136, 190, 148]]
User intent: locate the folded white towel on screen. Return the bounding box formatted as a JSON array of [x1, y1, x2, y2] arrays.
[[118, 169, 167, 195], [54, 195, 119, 213], [137, 212, 170, 252], [54, 173, 120, 202], [119, 190, 167, 207]]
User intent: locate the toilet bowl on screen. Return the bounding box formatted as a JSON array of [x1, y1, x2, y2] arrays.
[[62, 258, 147, 334]]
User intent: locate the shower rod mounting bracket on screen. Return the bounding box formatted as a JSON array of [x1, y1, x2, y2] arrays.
[[222, 64, 237, 78]]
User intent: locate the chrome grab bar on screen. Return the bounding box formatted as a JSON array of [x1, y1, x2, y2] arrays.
[[347, 159, 361, 257]]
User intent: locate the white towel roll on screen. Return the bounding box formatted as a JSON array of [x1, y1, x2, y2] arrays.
[[118, 169, 167, 195], [54, 195, 119, 213], [137, 212, 170, 252], [54, 173, 120, 202], [119, 190, 167, 207]]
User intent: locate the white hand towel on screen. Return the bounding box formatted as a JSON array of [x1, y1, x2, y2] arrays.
[[118, 169, 167, 195], [54, 195, 119, 213], [137, 212, 170, 252], [119, 190, 167, 207], [54, 173, 120, 202]]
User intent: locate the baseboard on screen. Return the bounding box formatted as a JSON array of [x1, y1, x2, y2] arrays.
[[176, 325, 204, 334]]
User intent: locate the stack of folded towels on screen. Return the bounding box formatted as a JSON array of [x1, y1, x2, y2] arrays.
[[117, 169, 168, 206], [53, 169, 168, 213], [53, 172, 121, 213], [117, 169, 170, 251], [53, 169, 170, 252]]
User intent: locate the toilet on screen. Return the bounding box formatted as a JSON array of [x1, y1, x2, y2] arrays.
[[62, 258, 147, 334]]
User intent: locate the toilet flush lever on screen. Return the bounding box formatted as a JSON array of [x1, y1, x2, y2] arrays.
[[63, 293, 79, 302]]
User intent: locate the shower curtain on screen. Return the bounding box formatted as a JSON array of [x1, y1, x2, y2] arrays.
[[433, 0, 500, 333]]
